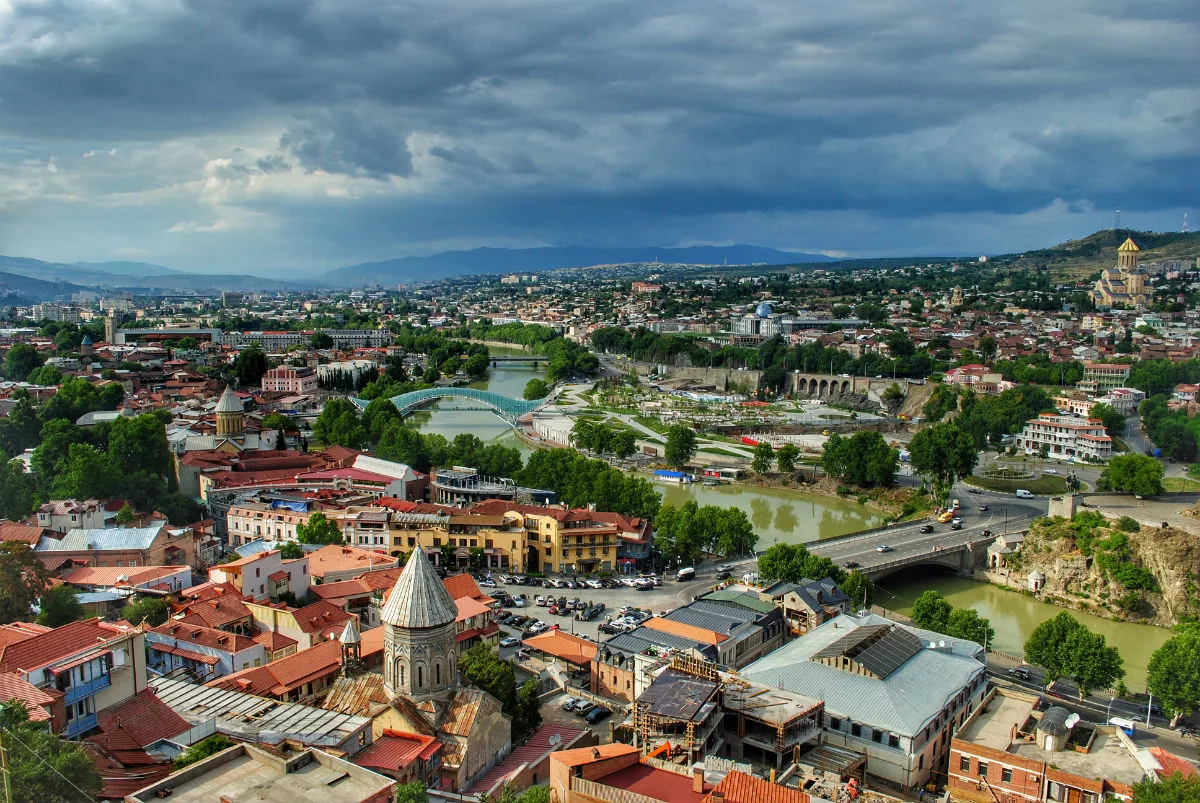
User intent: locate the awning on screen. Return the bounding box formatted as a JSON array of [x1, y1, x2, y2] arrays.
[[48, 650, 111, 674], [171, 647, 219, 665]]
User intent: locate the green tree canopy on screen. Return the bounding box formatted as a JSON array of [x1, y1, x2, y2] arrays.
[[752, 441, 775, 473], [664, 425, 697, 468], [234, 343, 269, 386], [0, 700, 102, 803], [279, 541, 305, 560], [173, 734, 236, 769], [776, 443, 800, 473], [121, 595, 172, 627], [37, 584, 83, 628], [757, 542, 842, 586], [2, 343, 42, 382], [945, 607, 996, 648], [0, 543, 50, 624], [310, 331, 334, 349], [1147, 629, 1200, 723], [1089, 402, 1126, 438], [909, 422, 979, 504], [821, 431, 900, 487], [0, 459, 35, 521], [523, 378, 550, 400], [108, 413, 171, 478], [1024, 611, 1124, 697], [459, 643, 542, 739], [1132, 772, 1200, 802], [910, 590, 953, 633], [312, 397, 367, 449], [1100, 454, 1164, 497], [395, 781, 430, 803], [296, 512, 344, 545]]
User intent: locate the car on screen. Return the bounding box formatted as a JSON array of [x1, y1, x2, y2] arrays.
[[968, 487, 982, 494], [535, 595, 548, 606], [979, 505, 988, 511], [567, 598, 580, 609], [1134, 494, 1144, 500], [497, 575, 511, 584], [562, 697, 583, 711], [574, 702, 597, 717], [716, 570, 731, 580], [716, 564, 732, 572], [951, 517, 962, 525], [499, 636, 520, 648], [586, 579, 603, 589], [1044, 468, 1058, 474], [843, 560, 860, 569], [585, 706, 613, 724], [950, 522, 963, 530], [919, 524, 934, 533], [512, 598, 526, 608], [478, 579, 496, 587], [618, 606, 634, 616], [876, 545, 893, 553], [548, 605, 559, 615], [1007, 667, 1032, 681]]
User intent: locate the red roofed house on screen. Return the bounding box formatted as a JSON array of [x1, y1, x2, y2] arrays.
[[310, 566, 403, 629], [307, 544, 399, 584], [207, 548, 309, 601], [60, 565, 193, 595], [522, 629, 597, 668], [0, 522, 49, 546], [243, 598, 357, 649], [84, 689, 193, 800], [174, 591, 255, 635], [352, 729, 443, 786], [146, 621, 267, 681], [205, 638, 344, 703], [0, 618, 146, 739]]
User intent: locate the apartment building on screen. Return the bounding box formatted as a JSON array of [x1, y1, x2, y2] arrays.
[[260, 365, 318, 394], [1077, 362, 1132, 394], [1013, 413, 1113, 462], [207, 549, 310, 601], [36, 521, 198, 569], [147, 621, 266, 681], [0, 619, 147, 738], [36, 499, 108, 533]]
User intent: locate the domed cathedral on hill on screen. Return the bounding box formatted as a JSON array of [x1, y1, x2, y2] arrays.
[[1092, 237, 1153, 309]]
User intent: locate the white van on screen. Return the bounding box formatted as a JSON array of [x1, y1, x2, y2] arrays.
[[1015, 489, 1034, 499], [676, 567, 696, 582]]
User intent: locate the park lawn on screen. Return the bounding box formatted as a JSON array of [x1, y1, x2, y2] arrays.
[[1163, 476, 1200, 493], [699, 446, 748, 459], [965, 474, 1070, 495]]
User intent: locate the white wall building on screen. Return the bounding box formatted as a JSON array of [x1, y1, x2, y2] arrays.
[[1014, 413, 1113, 461]]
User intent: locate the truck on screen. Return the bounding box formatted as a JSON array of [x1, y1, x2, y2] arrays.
[[1015, 489, 1034, 499]]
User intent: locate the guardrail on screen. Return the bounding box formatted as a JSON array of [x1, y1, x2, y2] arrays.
[[857, 534, 999, 576]]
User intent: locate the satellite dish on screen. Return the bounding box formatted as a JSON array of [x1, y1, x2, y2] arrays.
[[938, 640, 946, 648], [1065, 713, 1081, 729], [929, 642, 938, 649]]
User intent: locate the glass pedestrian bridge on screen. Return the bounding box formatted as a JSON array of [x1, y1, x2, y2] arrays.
[[350, 387, 548, 425]]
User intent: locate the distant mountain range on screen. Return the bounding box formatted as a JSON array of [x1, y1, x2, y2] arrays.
[[322, 244, 837, 286]]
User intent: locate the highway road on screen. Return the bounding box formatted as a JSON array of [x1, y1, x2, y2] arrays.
[[809, 484, 1047, 574]]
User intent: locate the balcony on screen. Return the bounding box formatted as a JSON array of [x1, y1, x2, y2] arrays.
[[65, 712, 98, 739], [64, 673, 111, 705]]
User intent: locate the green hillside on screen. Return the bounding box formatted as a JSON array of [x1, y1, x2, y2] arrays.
[[992, 229, 1200, 279]]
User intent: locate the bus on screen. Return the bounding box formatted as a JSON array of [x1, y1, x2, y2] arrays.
[[1108, 717, 1136, 736], [676, 567, 696, 582]]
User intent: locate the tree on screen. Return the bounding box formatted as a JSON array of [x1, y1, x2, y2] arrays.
[[459, 643, 541, 739], [664, 425, 697, 468], [464, 352, 490, 379], [109, 414, 171, 478], [0, 700, 102, 803], [296, 512, 344, 545], [523, 378, 550, 400], [25, 364, 63, 386], [776, 443, 800, 473], [1147, 629, 1200, 723], [310, 331, 334, 349], [945, 608, 995, 648], [0, 543, 50, 624], [53, 444, 120, 500], [121, 595, 172, 627], [37, 585, 83, 627], [612, 430, 638, 459], [395, 781, 430, 803], [821, 431, 900, 487], [279, 541, 305, 560], [114, 502, 137, 525], [1090, 402, 1125, 438], [423, 366, 441, 384], [312, 398, 367, 449], [0, 460, 34, 521], [840, 570, 873, 608], [757, 543, 842, 585], [909, 422, 979, 504], [1024, 611, 1124, 697], [910, 590, 953, 633], [1132, 771, 1200, 802], [1100, 454, 1164, 497], [978, 335, 997, 363], [233, 343, 269, 386], [3, 343, 42, 381], [173, 734, 236, 769], [752, 441, 775, 473]]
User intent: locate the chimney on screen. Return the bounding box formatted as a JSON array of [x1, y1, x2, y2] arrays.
[[692, 763, 705, 794]]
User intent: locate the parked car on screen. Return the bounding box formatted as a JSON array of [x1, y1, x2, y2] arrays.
[[1007, 667, 1032, 681], [919, 524, 934, 533], [512, 597, 527, 608], [548, 605, 559, 615], [716, 570, 731, 580], [499, 636, 520, 648], [535, 595, 548, 606], [479, 579, 496, 587], [716, 564, 732, 572], [843, 560, 860, 569], [562, 697, 583, 711], [586, 579, 603, 589], [1044, 468, 1058, 474], [586, 706, 613, 724], [951, 517, 962, 525], [951, 522, 963, 530], [979, 505, 988, 511], [574, 702, 597, 717]]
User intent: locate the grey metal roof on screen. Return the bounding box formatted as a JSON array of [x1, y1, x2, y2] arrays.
[[148, 677, 369, 749], [379, 547, 457, 629], [742, 613, 986, 738], [40, 523, 170, 552], [215, 386, 244, 413], [604, 628, 718, 660], [1038, 706, 1071, 736], [684, 601, 759, 624]]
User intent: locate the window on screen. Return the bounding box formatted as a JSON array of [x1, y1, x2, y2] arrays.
[[918, 754, 924, 770], [959, 756, 970, 772], [829, 718, 841, 731], [1001, 768, 1013, 783], [888, 734, 900, 748], [851, 723, 862, 737], [872, 729, 883, 744], [977, 761, 988, 778]]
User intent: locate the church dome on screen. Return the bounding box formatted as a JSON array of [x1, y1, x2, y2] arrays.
[[380, 548, 458, 629], [755, 301, 773, 319], [215, 386, 244, 414]]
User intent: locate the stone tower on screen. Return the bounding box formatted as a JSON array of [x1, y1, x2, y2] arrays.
[[1117, 236, 1139, 270], [380, 548, 458, 701], [339, 617, 363, 677], [214, 386, 245, 438]]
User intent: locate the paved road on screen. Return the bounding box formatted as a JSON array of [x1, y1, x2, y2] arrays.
[[809, 484, 1046, 574]]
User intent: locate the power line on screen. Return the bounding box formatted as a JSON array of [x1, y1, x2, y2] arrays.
[[1, 725, 98, 803]]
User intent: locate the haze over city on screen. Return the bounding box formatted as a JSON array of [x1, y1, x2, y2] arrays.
[[0, 0, 1197, 274]]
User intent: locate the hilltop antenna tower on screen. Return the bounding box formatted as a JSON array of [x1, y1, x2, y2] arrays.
[[1113, 200, 1121, 231], [1184, 210, 1191, 234]]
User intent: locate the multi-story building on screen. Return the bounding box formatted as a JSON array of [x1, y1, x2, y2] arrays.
[[36, 498, 107, 533], [948, 688, 1169, 802], [260, 365, 318, 394], [36, 521, 198, 569], [0, 618, 146, 738], [226, 501, 314, 546], [1013, 413, 1113, 461], [146, 621, 266, 681], [206, 548, 310, 601], [1077, 362, 1132, 394], [741, 613, 989, 788], [1100, 387, 1146, 415]]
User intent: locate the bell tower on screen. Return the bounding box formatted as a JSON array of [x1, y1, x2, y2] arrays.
[[214, 386, 245, 438], [380, 549, 458, 701]]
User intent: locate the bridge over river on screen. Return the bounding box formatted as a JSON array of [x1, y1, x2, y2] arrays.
[[350, 386, 550, 426], [808, 485, 1046, 580]]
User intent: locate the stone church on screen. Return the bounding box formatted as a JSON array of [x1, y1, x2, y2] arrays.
[[1092, 237, 1153, 309]]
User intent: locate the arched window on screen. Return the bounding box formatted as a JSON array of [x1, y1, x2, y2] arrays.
[[418, 665, 424, 688], [399, 662, 406, 687], [436, 662, 441, 685]]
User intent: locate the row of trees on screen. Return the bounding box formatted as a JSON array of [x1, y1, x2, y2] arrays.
[[910, 590, 996, 647], [820, 431, 899, 487], [653, 501, 758, 565], [755, 542, 873, 607], [570, 420, 638, 459], [517, 449, 662, 520], [751, 441, 800, 474], [1140, 394, 1200, 462], [317, 366, 375, 392], [1098, 453, 1165, 497]]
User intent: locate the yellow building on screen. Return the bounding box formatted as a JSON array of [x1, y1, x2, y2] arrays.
[[1092, 237, 1152, 309]]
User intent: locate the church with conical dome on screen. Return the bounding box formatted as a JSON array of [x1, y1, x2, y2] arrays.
[[1092, 237, 1153, 309], [380, 547, 459, 700]]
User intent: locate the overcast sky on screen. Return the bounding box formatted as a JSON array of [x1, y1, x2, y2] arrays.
[[0, 0, 1196, 274]]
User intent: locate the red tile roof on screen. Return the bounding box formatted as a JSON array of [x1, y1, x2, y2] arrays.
[[306, 545, 397, 579], [0, 672, 55, 721], [175, 593, 253, 629], [61, 566, 185, 589], [642, 617, 726, 645], [0, 619, 134, 674], [290, 600, 355, 637], [1150, 747, 1198, 780], [548, 743, 637, 769], [151, 621, 258, 653], [601, 762, 708, 803], [468, 723, 586, 793], [353, 729, 440, 774], [253, 630, 298, 652], [443, 573, 485, 602], [206, 639, 343, 697], [0, 523, 46, 546], [522, 630, 598, 666], [95, 690, 190, 749], [705, 772, 810, 803]]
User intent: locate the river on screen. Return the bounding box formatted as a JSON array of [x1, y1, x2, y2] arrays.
[[407, 359, 1170, 684], [876, 570, 1169, 688]]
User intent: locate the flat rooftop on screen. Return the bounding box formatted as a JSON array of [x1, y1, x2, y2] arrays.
[[958, 689, 1148, 787]]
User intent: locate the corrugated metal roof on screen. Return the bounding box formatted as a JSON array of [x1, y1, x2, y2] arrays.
[[380, 548, 457, 629], [40, 523, 170, 552]]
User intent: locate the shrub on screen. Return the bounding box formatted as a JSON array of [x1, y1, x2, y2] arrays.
[[1116, 516, 1141, 533]]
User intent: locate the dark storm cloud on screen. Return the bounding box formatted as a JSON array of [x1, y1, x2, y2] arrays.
[[0, 0, 1196, 268]]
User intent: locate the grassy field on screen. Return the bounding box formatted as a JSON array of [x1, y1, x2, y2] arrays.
[[965, 474, 1070, 495], [1163, 476, 1200, 493], [699, 446, 747, 459]]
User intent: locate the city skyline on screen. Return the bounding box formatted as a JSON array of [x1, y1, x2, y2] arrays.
[[0, 0, 1196, 274]]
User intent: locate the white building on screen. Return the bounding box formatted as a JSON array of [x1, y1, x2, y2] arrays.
[[317, 359, 378, 384], [1014, 413, 1113, 461], [1101, 387, 1146, 415]]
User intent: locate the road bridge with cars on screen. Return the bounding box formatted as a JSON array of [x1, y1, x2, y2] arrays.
[[808, 486, 1046, 580]]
